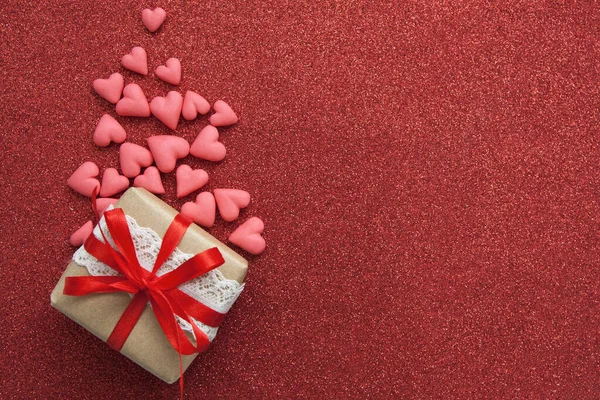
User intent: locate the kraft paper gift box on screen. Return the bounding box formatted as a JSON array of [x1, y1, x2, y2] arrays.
[[51, 187, 248, 383]]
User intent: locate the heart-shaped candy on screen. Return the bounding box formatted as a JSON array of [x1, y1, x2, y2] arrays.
[[147, 135, 189, 173], [150, 91, 183, 130], [182, 91, 210, 120], [116, 84, 150, 117], [68, 161, 100, 197], [97, 198, 118, 216], [181, 192, 216, 227], [209, 100, 238, 127], [92, 73, 124, 104], [93, 114, 126, 147], [142, 7, 166, 32], [190, 125, 226, 162], [70, 221, 94, 246], [133, 166, 165, 194], [228, 217, 266, 255], [155, 58, 181, 85], [119, 143, 154, 178], [121, 46, 148, 75], [214, 188, 250, 222], [176, 165, 209, 198], [100, 168, 129, 197]]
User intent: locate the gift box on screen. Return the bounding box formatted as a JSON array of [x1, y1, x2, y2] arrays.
[[51, 187, 248, 383]]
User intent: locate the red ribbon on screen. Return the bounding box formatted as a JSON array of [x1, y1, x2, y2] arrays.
[[64, 199, 226, 396]]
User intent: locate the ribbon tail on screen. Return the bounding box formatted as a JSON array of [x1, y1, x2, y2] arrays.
[[106, 291, 148, 351]]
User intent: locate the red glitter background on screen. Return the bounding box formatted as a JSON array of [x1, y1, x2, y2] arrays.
[[1, 1, 600, 399]]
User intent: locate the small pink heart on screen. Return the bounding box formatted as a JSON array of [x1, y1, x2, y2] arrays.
[[121, 46, 148, 75], [142, 7, 166, 33], [133, 166, 165, 194], [116, 84, 150, 117], [120, 143, 154, 178], [190, 125, 226, 162], [182, 91, 210, 120], [150, 91, 183, 130], [93, 73, 124, 104], [155, 58, 181, 85], [93, 114, 126, 147], [100, 168, 129, 197], [181, 192, 216, 227], [68, 161, 100, 197], [147, 135, 190, 173], [214, 188, 251, 222], [97, 198, 118, 216], [176, 165, 209, 198], [228, 217, 266, 255], [70, 221, 94, 246], [210, 100, 238, 127]]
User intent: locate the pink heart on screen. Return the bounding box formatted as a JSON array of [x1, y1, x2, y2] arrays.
[[190, 125, 226, 162], [133, 166, 165, 194], [93, 114, 126, 147], [93, 73, 124, 104], [147, 135, 189, 173], [68, 161, 100, 197], [182, 91, 210, 120], [209, 100, 238, 127], [70, 221, 94, 246], [119, 143, 154, 178], [97, 198, 118, 216], [121, 46, 148, 75], [142, 7, 166, 33], [181, 192, 216, 227], [176, 165, 209, 198], [228, 217, 266, 255], [100, 168, 129, 197], [214, 188, 251, 222], [116, 84, 150, 117], [150, 91, 183, 130], [155, 58, 181, 85]]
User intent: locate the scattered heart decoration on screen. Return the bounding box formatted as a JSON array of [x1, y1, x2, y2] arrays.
[[142, 7, 166, 33], [155, 58, 182, 85], [121, 46, 148, 75], [190, 125, 226, 162], [69, 7, 265, 255], [93, 114, 127, 147]]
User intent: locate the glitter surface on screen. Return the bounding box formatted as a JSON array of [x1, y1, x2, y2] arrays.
[[2, 1, 600, 399]]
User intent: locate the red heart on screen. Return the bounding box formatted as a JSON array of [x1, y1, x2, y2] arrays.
[[214, 188, 250, 222], [121, 46, 148, 75], [142, 7, 166, 32], [209, 100, 238, 127], [190, 125, 226, 162], [155, 58, 181, 85], [93, 114, 126, 147], [182, 91, 210, 120], [96, 198, 118, 216], [70, 221, 94, 246], [92, 73, 124, 104], [147, 135, 189, 173], [100, 168, 129, 197], [150, 91, 183, 130], [119, 143, 154, 178], [228, 217, 266, 255], [133, 166, 165, 194], [176, 165, 209, 198], [68, 161, 100, 197], [116, 84, 150, 117], [181, 192, 216, 227]]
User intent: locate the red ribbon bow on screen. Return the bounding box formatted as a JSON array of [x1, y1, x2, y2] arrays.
[[63, 204, 226, 394]]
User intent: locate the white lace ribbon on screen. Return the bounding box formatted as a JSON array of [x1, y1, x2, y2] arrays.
[[72, 207, 244, 341]]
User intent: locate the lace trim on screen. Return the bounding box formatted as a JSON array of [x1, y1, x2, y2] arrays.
[[73, 207, 244, 341]]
